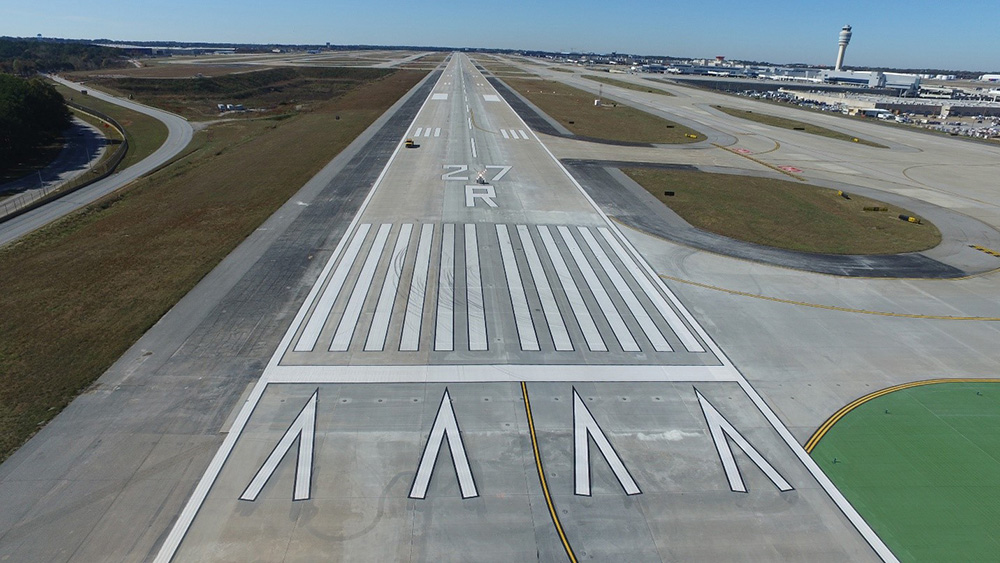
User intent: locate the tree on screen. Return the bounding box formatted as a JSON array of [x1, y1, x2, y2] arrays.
[[0, 74, 70, 171]]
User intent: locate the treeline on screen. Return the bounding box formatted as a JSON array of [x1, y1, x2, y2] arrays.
[[0, 74, 70, 171], [0, 38, 127, 75]]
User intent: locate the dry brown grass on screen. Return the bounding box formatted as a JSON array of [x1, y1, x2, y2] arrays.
[[502, 77, 704, 144], [0, 69, 426, 462], [623, 167, 941, 254], [712, 105, 887, 148]]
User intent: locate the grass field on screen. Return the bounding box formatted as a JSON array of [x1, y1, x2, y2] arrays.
[[583, 75, 675, 97], [0, 69, 426, 462], [52, 83, 168, 170], [811, 381, 1000, 562], [712, 105, 887, 148], [75, 67, 398, 119], [622, 167, 941, 254], [501, 78, 704, 144]]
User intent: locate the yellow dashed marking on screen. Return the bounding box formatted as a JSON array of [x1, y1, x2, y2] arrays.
[[972, 244, 1000, 258]]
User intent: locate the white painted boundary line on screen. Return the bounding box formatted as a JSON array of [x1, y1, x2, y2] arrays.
[[400, 224, 433, 351], [294, 223, 370, 352], [518, 225, 572, 351], [365, 223, 412, 351], [465, 224, 488, 351], [267, 363, 738, 383], [579, 227, 670, 352], [331, 224, 391, 351], [435, 224, 456, 351], [487, 69, 898, 562], [153, 65, 450, 563], [497, 225, 539, 351]]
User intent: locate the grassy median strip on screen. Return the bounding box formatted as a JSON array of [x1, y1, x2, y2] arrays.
[[502, 77, 703, 143], [0, 69, 426, 462], [583, 75, 675, 97], [712, 105, 887, 148], [52, 83, 169, 169], [623, 167, 940, 254], [811, 382, 1000, 562]]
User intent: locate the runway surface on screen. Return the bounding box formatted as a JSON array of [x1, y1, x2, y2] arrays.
[[151, 54, 888, 561], [4, 53, 1000, 561]]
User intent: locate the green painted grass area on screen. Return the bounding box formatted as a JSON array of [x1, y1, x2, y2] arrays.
[[811, 382, 1000, 562], [712, 105, 887, 148], [583, 75, 675, 97], [502, 77, 704, 144], [623, 167, 940, 254]]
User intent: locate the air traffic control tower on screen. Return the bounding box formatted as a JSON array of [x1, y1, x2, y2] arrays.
[[835, 24, 852, 70]]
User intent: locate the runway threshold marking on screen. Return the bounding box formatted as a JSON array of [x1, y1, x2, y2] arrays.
[[804, 378, 1000, 453], [522, 381, 578, 563], [658, 273, 1000, 321]]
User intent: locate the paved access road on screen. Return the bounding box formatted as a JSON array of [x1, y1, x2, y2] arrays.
[[0, 76, 193, 246], [149, 54, 890, 562]]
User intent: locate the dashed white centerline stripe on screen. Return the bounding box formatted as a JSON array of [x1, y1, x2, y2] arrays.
[[579, 226, 670, 352], [598, 227, 704, 352], [466, 224, 488, 351], [294, 224, 371, 352], [558, 225, 640, 352], [518, 225, 572, 351], [435, 224, 455, 351], [401, 224, 433, 351], [365, 224, 412, 352], [538, 225, 606, 352], [497, 225, 539, 351], [330, 224, 391, 351], [470, 138, 477, 158]]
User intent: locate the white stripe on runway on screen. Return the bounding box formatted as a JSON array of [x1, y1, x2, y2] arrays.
[[331, 224, 391, 351], [466, 224, 488, 351], [294, 224, 371, 352], [501, 129, 509, 139], [518, 129, 529, 139], [558, 226, 640, 352], [434, 128, 441, 137], [508, 129, 518, 140], [468, 117, 472, 129], [424, 128, 432, 137], [365, 224, 412, 351], [598, 227, 705, 352], [518, 225, 572, 351], [400, 224, 434, 351], [435, 224, 455, 351], [579, 227, 671, 352], [497, 225, 538, 351], [414, 127, 423, 137], [470, 138, 477, 158], [538, 226, 606, 352]]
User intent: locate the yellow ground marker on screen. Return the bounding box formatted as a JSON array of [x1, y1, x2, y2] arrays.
[[521, 382, 577, 562], [804, 378, 1000, 453], [658, 273, 1000, 321]]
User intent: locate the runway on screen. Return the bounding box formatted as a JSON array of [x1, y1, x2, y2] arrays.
[[154, 54, 890, 562]]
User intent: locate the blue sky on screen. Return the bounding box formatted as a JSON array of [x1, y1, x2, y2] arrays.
[[3, 0, 998, 71]]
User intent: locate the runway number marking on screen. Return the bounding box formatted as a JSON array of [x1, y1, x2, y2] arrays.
[[465, 185, 498, 208], [442, 165, 469, 181]]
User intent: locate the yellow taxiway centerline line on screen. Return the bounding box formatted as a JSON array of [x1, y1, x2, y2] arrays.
[[521, 381, 577, 562], [659, 274, 1000, 321]]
